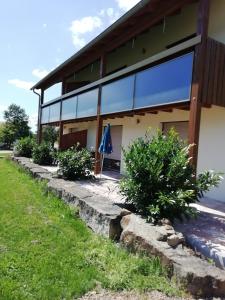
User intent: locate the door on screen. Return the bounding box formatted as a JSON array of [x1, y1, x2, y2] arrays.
[[104, 125, 123, 172]]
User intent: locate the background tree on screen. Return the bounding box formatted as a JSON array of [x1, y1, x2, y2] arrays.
[[0, 104, 31, 148], [42, 126, 58, 147]]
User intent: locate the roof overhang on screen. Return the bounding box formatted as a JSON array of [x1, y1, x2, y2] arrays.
[[31, 0, 196, 90]]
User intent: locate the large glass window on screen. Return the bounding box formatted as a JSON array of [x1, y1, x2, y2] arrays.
[[61, 97, 77, 120], [49, 102, 61, 123], [101, 75, 135, 114], [134, 53, 193, 109], [44, 83, 62, 103], [41, 106, 50, 124], [77, 89, 98, 118]]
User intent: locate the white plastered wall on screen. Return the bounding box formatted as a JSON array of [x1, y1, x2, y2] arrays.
[[103, 109, 190, 174], [63, 120, 97, 151], [197, 106, 225, 202]]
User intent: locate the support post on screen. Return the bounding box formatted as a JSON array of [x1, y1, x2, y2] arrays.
[[58, 99, 63, 150], [37, 89, 44, 144], [58, 121, 64, 150], [94, 54, 106, 174], [188, 0, 210, 170]]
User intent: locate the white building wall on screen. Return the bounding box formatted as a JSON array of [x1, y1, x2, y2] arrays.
[[198, 106, 225, 202], [63, 120, 97, 151], [103, 109, 190, 174]]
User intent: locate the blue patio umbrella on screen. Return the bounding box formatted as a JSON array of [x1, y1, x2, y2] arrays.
[[99, 124, 113, 175]]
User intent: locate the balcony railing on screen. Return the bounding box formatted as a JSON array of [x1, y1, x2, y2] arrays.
[[41, 36, 199, 125]]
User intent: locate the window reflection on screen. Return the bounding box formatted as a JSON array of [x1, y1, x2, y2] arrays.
[[77, 89, 98, 118], [101, 75, 135, 114], [134, 53, 193, 108], [41, 106, 50, 124], [49, 103, 60, 123], [62, 97, 77, 120]]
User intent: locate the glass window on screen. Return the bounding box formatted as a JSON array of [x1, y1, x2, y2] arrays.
[[49, 102, 61, 123], [101, 75, 135, 114], [41, 106, 50, 124], [134, 53, 193, 109], [77, 89, 98, 118], [163, 121, 189, 141], [61, 96, 77, 120], [44, 83, 62, 103]]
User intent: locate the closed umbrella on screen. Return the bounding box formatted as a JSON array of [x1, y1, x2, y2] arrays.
[[99, 124, 113, 176]]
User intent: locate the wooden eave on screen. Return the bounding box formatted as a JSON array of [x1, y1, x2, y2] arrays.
[[32, 0, 197, 90]]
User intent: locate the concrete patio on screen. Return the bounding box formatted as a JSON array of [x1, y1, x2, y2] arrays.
[[42, 164, 225, 269]]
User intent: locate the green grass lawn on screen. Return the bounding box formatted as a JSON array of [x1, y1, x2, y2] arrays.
[[0, 158, 182, 300]]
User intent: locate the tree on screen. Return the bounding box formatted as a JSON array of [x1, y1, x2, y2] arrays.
[[42, 126, 58, 147], [0, 104, 31, 148], [0, 123, 15, 148]]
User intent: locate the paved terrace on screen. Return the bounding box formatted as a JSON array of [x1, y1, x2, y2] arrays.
[[43, 165, 225, 270]]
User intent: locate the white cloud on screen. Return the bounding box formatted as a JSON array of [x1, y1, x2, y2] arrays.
[[43, 23, 47, 28], [106, 8, 114, 17], [115, 0, 140, 11], [69, 16, 103, 48], [32, 68, 49, 79], [99, 9, 105, 16], [8, 79, 35, 91]]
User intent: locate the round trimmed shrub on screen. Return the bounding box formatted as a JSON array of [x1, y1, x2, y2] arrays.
[[57, 146, 94, 180], [14, 136, 35, 158], [120, 129, 222, 223], [32, 143, 55, 165]]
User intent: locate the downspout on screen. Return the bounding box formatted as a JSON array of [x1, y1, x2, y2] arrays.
[[32, 88, 42, 143]]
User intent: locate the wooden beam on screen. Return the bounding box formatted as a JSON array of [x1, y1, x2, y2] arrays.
[[105, 0, 193, 53], [37, 89, 44, 144], [188, 0, 210, 169], [58, 121, 64, 150], [101, 101, 189, 120], [94, 54, 106, 174], [161, 109, 173, 113]]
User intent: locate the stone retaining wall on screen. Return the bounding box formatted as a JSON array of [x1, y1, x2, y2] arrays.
[[12, 157, 225, 298]]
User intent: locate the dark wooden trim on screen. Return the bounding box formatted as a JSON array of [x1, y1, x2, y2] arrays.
[[201, 38, 225, 108], [37, 89, 44, 144], [104, 0, 195, 53], [188, 0, 210, 169], [58, 121, 64, 150], [101, 101, 190, 120]]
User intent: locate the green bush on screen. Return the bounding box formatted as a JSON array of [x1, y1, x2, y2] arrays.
[[14, 136, 35, 158], [32, 143, 55, 165], [120, 129, 222, 223], [57, 145, 94, 180]]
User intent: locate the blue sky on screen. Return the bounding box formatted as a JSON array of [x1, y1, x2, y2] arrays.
[[0, 0, 140, 131]]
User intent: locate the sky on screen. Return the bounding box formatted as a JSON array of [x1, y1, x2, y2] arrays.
[[0, 0, 140, 132]]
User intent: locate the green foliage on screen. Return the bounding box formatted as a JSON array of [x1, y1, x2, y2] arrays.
[[0, 158, 181, 299], [0, 104, 31, 148], [120, 129, 222, 223], [32, 143, 55, 165], [42, 125, 58, 147], [14, 137, 35, 158], [0, 123, 15, 149], [57, 145, 94, 180]]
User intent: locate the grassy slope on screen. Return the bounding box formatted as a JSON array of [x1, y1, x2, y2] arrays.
[[0, 158, 182, 300]]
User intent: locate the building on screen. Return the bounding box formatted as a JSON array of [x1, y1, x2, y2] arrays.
[[32, 0, 225, 202]]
